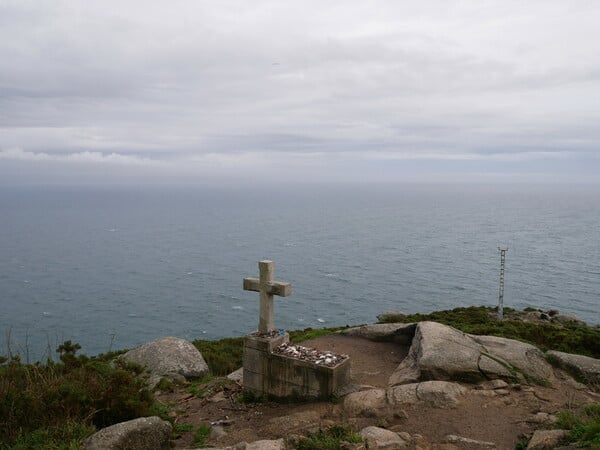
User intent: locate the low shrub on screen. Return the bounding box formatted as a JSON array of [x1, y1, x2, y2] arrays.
[[192, 337, 244, 375], [173, 423, 195, 433], [556, 403, 600, 447], [297, 424, 363, 450], [7, 421, 94, 450], [193, 424, 211, 448], [0, 342, 155, 448], [187, 375, 235, 398]]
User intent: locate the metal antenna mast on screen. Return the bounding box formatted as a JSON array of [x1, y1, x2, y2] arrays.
[[497, 247, 508, 320]]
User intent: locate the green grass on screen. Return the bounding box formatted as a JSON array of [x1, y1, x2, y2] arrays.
[[173, 423, 195, 433], [7, 421, 95, 450], [297, 425, 363, 450], [556, 403, 600, 447], [288, 326, 347, 343], [192, 337, 244, 375], [193, 424, 211, 448], [187, 375, 235, 398], [187, 374, 217, 397]]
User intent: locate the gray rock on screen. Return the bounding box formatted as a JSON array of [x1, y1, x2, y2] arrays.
[[415, 381, 467, 408], [360, 426, 409, 449], [227, 367, 244, 382], [389, 322, 485, 385], [386, 384, 419, 406], [477, 353, 514, 380], [340, 323, 416, 344], [470, 389, 497, 398], [386, 381, 466, 408], [526, 412, 557, 425], [547, 350, 600, 386], [83, 416, 171, 450], [338, 442, 366, 450], [122, 336, 209, 386], [343, 388, 388, 417], [397, 431, 412, 443], [552, 314, 586, 327], [471, 335, 554, 383], [389, 322, 554, 387], [244, 439, 286, 450], [445, 434, 496, 448], [526, 429, 568, 450], [563, 378, 588, 390], [478, 379, 508, 390]]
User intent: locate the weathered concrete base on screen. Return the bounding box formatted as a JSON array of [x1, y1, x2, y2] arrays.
[[243, 333, 351, 400]]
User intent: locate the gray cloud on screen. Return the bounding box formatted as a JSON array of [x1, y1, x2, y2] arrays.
[[1, 0, 599, 184]]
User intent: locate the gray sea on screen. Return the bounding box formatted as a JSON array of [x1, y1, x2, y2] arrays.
[[1, 183, 598, 361]]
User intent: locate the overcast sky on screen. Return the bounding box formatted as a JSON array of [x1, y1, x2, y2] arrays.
[[1, 1, 599, 186]]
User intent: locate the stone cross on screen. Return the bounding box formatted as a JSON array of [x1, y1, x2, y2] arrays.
[[243, 260, 292, 333]]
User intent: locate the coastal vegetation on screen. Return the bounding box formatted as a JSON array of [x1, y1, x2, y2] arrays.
[[1, 305, 598, 448], [296, 424, 363, 449], [378, 306, 600, 359], [0, 342, 160, 449], [556, 402, 600, 447]]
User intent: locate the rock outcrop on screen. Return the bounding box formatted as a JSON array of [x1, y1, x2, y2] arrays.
[[343, 380, 467, 417], [526, 429, 568, 450], [343, 389, 388, 416], [547, 350, 600, 387], [387, 322, 554, 386], [244, 439, 286, 450], [471, 335, 553, 383], [360, 426, 410, 449], [227, 367, 244, 382], [389, 321, 484, 385], [444, 434, 497, 448], [122, 336, 209, 387], [387, 381, 467, 408], [83, 416, 171, 450], [184, 439, 286, 450]]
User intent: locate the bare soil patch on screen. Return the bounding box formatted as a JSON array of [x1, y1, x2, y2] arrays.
[[158, 334, 598, 450]]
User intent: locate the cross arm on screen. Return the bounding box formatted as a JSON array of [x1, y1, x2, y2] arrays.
[[243, 277, 292, 297], [243, 277, 260, 292], [270, 281, 291, 297]]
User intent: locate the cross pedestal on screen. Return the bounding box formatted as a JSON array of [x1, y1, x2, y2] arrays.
[[243, 260, 291, 333]]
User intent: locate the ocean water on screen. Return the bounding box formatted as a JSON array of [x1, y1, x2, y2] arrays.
[[1, 183, 598, 361]]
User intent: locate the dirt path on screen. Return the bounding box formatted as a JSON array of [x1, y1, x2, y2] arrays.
[[159, 335, 598, 449], [301, 334, 407, 388]]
